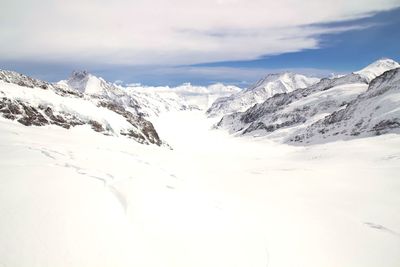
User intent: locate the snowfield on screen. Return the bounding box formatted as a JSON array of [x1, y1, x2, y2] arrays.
[[1, 110, 399, 267]]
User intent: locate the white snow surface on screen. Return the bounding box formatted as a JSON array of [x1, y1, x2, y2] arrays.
[[1, 111, 400, 267], [0, 80, 135, 134], [130, 82, 241, 110], [207, 72, 319, 117], [355, 58, 400, 82]]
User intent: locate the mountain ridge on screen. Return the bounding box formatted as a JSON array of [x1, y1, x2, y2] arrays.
[[289, 67, 400, 143], [0, 69, 163, 145], [206, 72, 319, 117], [215, 58, 400, 143]]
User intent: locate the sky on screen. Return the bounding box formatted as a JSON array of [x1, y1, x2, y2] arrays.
[[0, 0, 399, 87]]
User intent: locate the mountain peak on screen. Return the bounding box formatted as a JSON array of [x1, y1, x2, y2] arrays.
[[66, 70, 109, 94], [355, 58, 400, 82], [362, 58, 399, 71], [206, 72, 319, 117], [247, 72, 319, 93], [254, 72, 295, 83], [371, 57, 398, 65], [70, 70, 90, 80]]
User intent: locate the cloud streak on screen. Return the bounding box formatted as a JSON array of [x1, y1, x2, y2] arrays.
[[0, 0, 399, 66]]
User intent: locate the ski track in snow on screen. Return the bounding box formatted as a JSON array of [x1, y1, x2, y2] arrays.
[[24, 138, 182, 215], [364, 222, 400, 238], [24, 143, 147, 213], [0, 112, 400, 267]]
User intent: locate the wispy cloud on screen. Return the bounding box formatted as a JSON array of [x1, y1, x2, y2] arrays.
[[0, 0, 399, 65]]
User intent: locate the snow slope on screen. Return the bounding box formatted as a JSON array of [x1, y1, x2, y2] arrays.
[[0, 70, 163, 145], [207, 72, 319, 117], [217, 59, 400, 143], [0, 111, 399, 267], [290, 67, 400, 143], [355, 58, 400, 82], [1, 59, 400, 267]]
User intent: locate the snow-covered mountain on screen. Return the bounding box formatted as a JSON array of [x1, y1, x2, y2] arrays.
[[0, 69, 241, 146], [61, 70, 113, 95], [58, 71, 196, 118], [0, 70, 163, 145], [355, 58, 400, 82], [1, 62, 400, 267], [216, 59, 400, 143], [290, 67, 400, 143], [2, 58, 399, 146], [59, 71, 240, 115], [130, 82, 241, 110], [206, 72, 319, 117]]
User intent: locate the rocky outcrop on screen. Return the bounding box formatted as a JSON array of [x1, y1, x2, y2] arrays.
[[0, 70, 52, 90], [0, 70, 83, 98], [98, 100, 161, 145], [0, 97, 85, 128]]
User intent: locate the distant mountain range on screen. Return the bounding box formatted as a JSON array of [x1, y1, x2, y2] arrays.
[[0, 69, 238, 146], [214, 58, 400, 144], [1, 58, 399, 146], [207, 72, 319, 117]]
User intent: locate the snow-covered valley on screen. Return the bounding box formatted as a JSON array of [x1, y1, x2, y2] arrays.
[[2, 0, 400, 265], [1, 110, 399, 267]]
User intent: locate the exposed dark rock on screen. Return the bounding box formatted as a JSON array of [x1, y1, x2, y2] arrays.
[[0, 98, 84, 129], [88, 120, 105, 132], [42, 106, 71, 129], [372, 120, 400, 135], [0, 98, 22, 120], [0, 70, 51, 90], [0, 98, 48, 126], [53, 86, 83, 98], [18, 103, 49, 126], [98, 100, 162, 145], [120, 130, 146, 143]]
